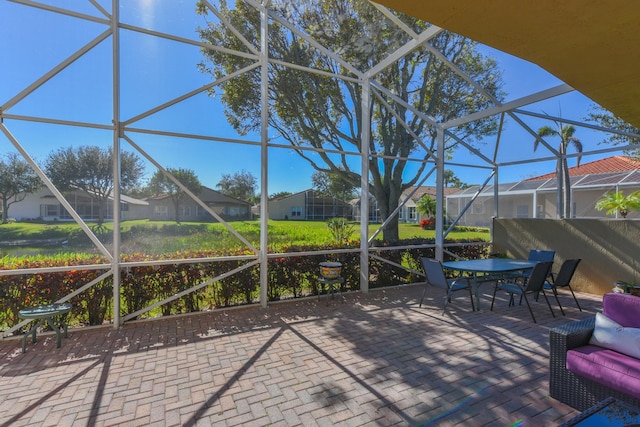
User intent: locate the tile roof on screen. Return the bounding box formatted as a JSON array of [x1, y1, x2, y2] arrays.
[[403, 185, 460, 200], [528, 156, 640, 181]]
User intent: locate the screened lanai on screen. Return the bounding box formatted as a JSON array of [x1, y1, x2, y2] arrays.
[[1, 0, 638, 336]]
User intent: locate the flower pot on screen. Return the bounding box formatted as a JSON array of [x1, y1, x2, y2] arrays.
[[319, 262, 342, 279]]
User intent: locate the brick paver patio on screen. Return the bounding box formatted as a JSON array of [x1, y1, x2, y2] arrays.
[[0, 283, 601, 426]]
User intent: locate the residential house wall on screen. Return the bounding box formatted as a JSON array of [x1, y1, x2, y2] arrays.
[[8, 188, 148, 222], [268, 190, 351, 221], [447, 157, 640, 226], [353, 186, 459, 224], [448, 189, 640, 227], [147, 186, 252, 222]]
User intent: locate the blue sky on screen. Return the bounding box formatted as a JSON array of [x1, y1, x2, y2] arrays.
[[0, 1, 614, 197]]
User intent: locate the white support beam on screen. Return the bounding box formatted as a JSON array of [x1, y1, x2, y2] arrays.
[[259, 1, 270, 307], [112, 0, 122, 329], [360, 79, 371, 293], [443, 84, 574, 129], [435, 128, 445, 261], [365, 25, 443, 78]]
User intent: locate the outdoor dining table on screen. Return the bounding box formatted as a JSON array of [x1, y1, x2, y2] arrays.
[[441, 258, 539, 310]]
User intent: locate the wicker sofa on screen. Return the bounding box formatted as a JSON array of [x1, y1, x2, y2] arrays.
[[550, 292, 640, 411]]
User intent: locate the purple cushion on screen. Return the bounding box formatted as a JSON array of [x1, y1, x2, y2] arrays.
[[567, 344, 640, 400], [603, 292, 640, 328]]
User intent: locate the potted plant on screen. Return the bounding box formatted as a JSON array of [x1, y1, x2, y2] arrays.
[[595, 190, 640, 218]]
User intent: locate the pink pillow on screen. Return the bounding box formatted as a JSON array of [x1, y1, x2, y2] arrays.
[[603, 292, 640, 328]]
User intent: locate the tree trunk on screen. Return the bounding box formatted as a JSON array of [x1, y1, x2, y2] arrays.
[[174, 200, 181, 223], [1, 197, 7, 223], [383, 219, 400, 244], [373, 188, 400, 244], [97, 201, 105, 226]]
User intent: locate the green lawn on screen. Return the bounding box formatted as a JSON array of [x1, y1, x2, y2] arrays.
[[0, 219, 489, 257]]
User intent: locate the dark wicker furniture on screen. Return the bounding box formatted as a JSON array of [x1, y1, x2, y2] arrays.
[[550, 317, 640, 411]]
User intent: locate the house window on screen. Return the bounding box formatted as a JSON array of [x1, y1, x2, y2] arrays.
[[291, 207, 302, 217], [536, 204, 544, 218], [154, 205, 168, 217], [516, 204, 529, 218], [42, 204, 59, 217], [408, 207, 416, 220], [180, 206, 191, 217]]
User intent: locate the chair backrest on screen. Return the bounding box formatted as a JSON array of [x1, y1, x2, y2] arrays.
[[528, 249, 555, 262], [421, 258, 448, 288], [524, 261, 554, 293], [553, 259, 581, 287]]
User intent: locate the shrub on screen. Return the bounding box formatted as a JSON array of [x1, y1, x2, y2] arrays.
[[420, 218, 435, 230], [327, 217, 355, 244], [0, 239, 490, 330]]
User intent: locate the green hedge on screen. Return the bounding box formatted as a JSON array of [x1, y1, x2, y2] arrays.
[[0, 239, 488, 331]]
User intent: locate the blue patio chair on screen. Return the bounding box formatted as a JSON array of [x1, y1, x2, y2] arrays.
[[490, 261, 554, 323], [508, 249, 555, 283], [420, 258, 475, 314], [543, 258, 582, 315], [529, 249, 555, 262]]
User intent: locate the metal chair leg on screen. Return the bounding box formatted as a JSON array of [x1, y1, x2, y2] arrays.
[[568, 286, 583, 311], [490, 283, 499, 311], [521, 293, 537, 323], [467, 283, 475, 312], [419, 283, 428, 308], [541, 290, 555, 318], [550, 286, 565, 315]]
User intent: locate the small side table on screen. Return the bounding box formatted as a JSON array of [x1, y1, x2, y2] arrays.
[[318, 277, 345, 305], [559, 396, 640, 426], [18, 303, 72, 353]]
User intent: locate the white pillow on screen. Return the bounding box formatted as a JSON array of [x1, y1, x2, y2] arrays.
[[589, 312, 640, 359]]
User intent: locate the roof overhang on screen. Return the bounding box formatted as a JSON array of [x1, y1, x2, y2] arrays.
[[373, 1, 640, 129]]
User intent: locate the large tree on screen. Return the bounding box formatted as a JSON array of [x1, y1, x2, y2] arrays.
[[443, 169, 469, 189], [587, 105, 640, 158], [269, 191, 292, 200], [534, 123, 583, 218], [149, 168, 202, 223], [216, 169, 258, 203], [197, 0, 504, 242], [0, 153, 41, 223], [45, 146, 144, 225], [311, 169, 358, 201]]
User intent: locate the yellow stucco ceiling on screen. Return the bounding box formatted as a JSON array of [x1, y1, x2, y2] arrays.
[[374, 1, 640, 129]]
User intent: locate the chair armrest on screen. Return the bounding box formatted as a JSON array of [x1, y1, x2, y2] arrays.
[[550, 317, 595, 387], [550, 316, 595, 353], [549, 316, 628, 411]]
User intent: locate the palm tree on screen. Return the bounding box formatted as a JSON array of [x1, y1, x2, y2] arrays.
[[534, 123, 583, 218], [595, 190, 640, 218], [416, 195, 437, 219]]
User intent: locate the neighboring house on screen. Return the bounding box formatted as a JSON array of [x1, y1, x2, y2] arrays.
[[351, 186, 460, 224], [447, 156, 640, 227], [10, 188, 149, 221], [268, 189, 352, 220], [147, 186, 252, 222]]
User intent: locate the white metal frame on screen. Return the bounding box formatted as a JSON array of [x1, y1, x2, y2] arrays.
[[1, 0, 635, 336]]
